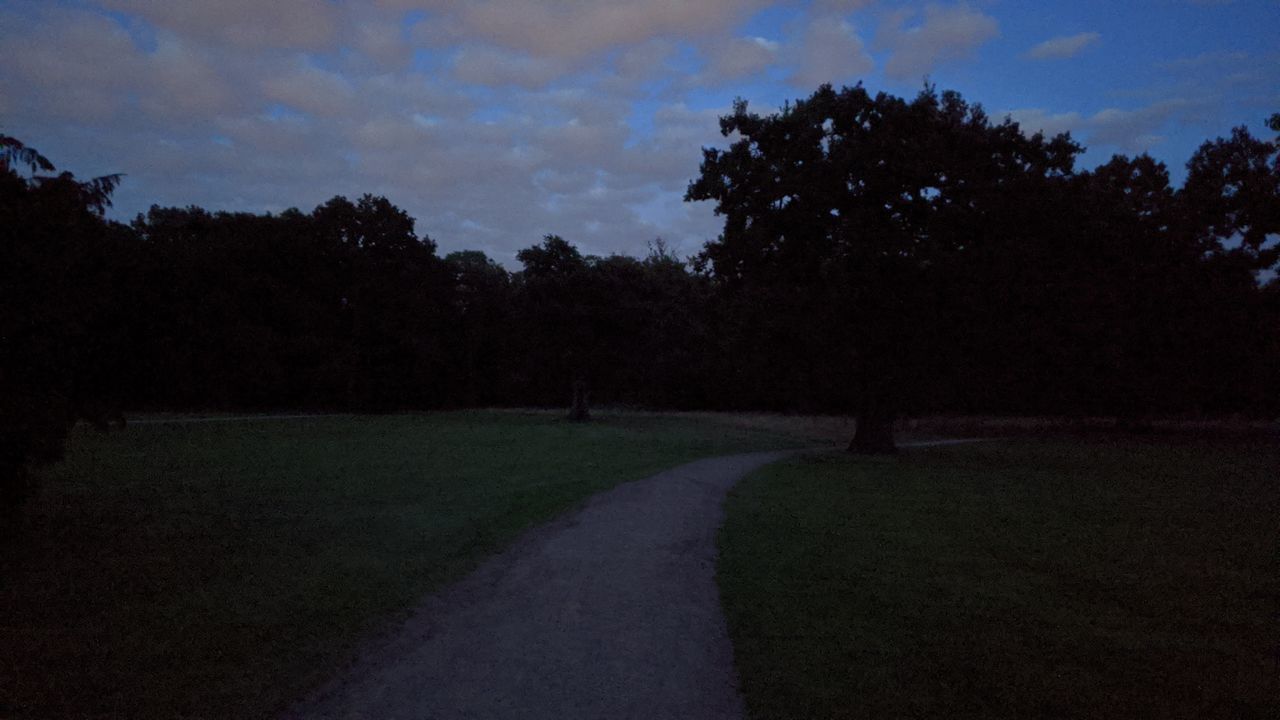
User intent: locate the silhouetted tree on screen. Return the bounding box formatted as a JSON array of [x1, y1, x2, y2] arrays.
[[444, 250, 515, 405], [1180, 125, 1280, 272], [687, 84, 1080, 452], [515, 236, 597, 420], [313, 194, 451, 409], [1, 136, 126, 521]]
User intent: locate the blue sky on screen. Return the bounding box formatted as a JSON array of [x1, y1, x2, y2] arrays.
[[2, 0, 1277, 264]]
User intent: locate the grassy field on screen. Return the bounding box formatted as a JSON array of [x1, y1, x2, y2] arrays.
[[718, 439, 1279, 719], [0, 410, 814, 719]]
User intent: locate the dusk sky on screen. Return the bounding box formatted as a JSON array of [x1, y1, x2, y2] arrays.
[[3, 0, 1277, 264]]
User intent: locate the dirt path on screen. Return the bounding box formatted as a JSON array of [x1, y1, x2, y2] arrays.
[[285, 450, 795, 720]]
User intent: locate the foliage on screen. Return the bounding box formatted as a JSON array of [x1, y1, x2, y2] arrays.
[[687, 84, 1081, 451], [0, 135, 127, 521]]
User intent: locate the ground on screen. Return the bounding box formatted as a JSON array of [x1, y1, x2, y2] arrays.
[[0, 410, 814, 719], [287, 451, 795, 720], [4, 413, 1274, 719], [717, 438, 1280, 719]]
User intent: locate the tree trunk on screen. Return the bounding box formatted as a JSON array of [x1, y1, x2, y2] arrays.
[[848, 383, 896, 454], [567, 377, 590, 422]]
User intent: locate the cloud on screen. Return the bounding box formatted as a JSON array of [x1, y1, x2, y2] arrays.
[[350, 21, 414, 70], [0, 2, 767, 264], [140, 38, 242, 120], [1005, 99, 1197, 153], [613, 39, 678, 83], [0, 8, 140, 121], [16, 0, 1259, 270], [811, 0, 876, 11], [1026, 32, 1100, 60], [452, 46, 571, 89], [1086, 100, 1192, 150], [0, 6, 251, 124], [398, 0, 769, 63], [705, 37, 780, 82], [96, 0, 342, 51], [260, 63, 356, 118], [1003, 108, 1084, 139], [879, 3, 999, 81], [786, 15, 875, 88]]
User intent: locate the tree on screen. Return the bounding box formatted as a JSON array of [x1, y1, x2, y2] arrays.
[[1180, 125, 1280, 272], [444, 250, 514, 406], [1, 136, 125, 522], [312, 195, 451, 409], [515, 235, 596, 420], [687, 84, 1079, 452]]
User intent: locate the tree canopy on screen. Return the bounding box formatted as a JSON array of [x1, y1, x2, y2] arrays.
[[687, 84, 1082, 451]]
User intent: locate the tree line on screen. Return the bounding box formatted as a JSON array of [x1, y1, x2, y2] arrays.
[[2, 85, 1278, 512]]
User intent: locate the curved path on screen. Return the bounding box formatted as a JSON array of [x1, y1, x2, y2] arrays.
[[286, 450, 795, 720]]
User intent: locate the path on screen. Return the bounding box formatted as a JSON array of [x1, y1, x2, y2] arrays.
[[285, 450, 795, 720]]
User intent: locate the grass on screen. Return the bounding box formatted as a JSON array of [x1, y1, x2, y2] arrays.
[[717, 438, 1280, 719], [0, 410, 813, 719]]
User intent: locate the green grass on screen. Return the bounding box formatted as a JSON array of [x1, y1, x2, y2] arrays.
[[717, 439, 1280, 719], [1, 410, 811, 719]]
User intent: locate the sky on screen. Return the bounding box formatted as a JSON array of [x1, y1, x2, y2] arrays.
[[2, 1, 1277, 265]]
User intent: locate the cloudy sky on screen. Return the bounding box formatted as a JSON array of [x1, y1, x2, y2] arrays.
[[2, 1, 1277, 264]]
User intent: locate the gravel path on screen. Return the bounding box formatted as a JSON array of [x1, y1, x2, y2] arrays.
[[285, 450, 796, 720]]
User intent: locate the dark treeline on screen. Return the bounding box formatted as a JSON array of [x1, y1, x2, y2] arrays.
[[3, 86, 1279, 509]]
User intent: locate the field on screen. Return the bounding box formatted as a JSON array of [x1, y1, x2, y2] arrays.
[[717, 439, 1280, 719], [0, 411, 814, 719]]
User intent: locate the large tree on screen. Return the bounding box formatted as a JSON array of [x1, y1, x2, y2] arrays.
[[687, 84, 1079, 452]]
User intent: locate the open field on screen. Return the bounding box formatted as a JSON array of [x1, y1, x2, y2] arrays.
[[717, 438, 1280, 719], [0, 410, 816, 719]]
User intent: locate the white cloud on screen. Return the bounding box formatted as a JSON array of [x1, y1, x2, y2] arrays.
[[13, 0, 1258, 268], [1005, 99, 1196, 153], [703, 37, 779, 83], [141, 38, 242, 119], [350, 21, 414, 70], [1003, 108, 1084, 139], [0, 8, 142, 121], [96, 0, 342, 51], [1026, 32, 1100, 60], [786, 16, 875, 88], [811, 0, 876, 11], [879, 3, 999, 81], [1087, 100, 1192, 150], [452, 46, 571, 89], [396, 0, 769, 63], [260, 63, 356, 118]]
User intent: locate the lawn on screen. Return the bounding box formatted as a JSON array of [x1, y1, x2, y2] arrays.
[[717, 438, 1279, 719], [0, 410, 813, 719]]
